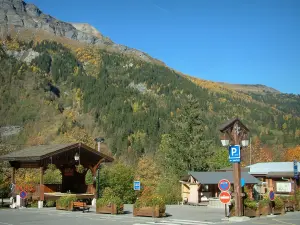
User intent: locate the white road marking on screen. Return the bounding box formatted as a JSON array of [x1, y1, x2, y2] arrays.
[[133, 219, 217, 225], [0, 222, 14, 225], [169, 219, 215, 224]]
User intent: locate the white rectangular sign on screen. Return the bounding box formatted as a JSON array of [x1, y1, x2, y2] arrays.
[[276, 182, 292, 193]]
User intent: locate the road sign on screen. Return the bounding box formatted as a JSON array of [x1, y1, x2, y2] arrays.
[[229, 145, 241, 163], [269, 190, 275, 201], [294, 160, 298, 179], [219, 191, 231, 204], [241, 178, 245, 187], [134, 181, 140, 191], [218, 179, 231, 192], [20, 190, 27, 199]]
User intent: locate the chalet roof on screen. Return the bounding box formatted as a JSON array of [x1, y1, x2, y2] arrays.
[[247, 162, 300, 177], [186, 171, 259, 184], [219, 118, 249, 133], [217, 166, 250, 172], [0, 142, 114, 162]]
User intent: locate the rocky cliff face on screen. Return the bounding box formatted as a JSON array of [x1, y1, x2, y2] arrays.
[[0, 0, 160, 63]]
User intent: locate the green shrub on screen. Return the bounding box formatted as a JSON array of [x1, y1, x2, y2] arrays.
[[244, 199, 258, 210], [96, 187, 124, 214], [134, 187, 165, 211], [56, 195, 77, 208], [274, 196, 284, 209], [30, 201, 38, 208], [45, 200, 55, 207], [259, 198, 270, 207]]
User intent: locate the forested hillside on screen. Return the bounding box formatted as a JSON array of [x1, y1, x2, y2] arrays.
[[1, 37, 300, 158], [0, 36, 300, 204]]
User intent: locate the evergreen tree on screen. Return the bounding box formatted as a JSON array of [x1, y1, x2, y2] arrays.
[[158, 95, 213, 176]]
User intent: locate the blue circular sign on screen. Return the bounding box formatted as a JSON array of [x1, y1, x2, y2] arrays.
[[218, 179, 231, 191], [269, 191, 275, 201], [20, 191, 27, 199]]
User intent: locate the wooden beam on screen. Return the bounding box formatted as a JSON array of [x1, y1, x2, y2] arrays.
[[39, 167, 44, 201], [92, 158, 106, 175]]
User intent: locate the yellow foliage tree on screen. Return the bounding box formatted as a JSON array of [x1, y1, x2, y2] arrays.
[[284, 146, 300, 161], [135, 155, 160, 188]]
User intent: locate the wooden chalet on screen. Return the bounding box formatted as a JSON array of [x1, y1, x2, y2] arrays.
[[0, 142, 114, 201]]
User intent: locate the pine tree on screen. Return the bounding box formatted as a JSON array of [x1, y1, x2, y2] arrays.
[[158, 95, 213, 176]]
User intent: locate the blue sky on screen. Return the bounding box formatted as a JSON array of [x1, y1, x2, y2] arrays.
[[28, 0, 300, 94]]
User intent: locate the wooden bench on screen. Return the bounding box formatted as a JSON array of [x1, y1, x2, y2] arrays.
[[73, 201, 90, 213]]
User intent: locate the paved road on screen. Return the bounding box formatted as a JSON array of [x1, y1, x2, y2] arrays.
[[234, 212, 300, 225], [0, 205, 230, 225], [1, 205, 300, 225]]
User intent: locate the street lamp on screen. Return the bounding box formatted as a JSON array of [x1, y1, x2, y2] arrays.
[[220, 133, 230, 147], [219, 118, 249, 217], [94, 137, 105, 152], [74, 152, 80, 161], [241, 133, 250, 147], [96, 162, 105, 199]]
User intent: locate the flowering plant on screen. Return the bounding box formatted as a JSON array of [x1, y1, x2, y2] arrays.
[[134, 187, 165, 211], [97, 187, 124, 213]]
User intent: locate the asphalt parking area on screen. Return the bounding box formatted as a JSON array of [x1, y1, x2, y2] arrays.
[[0, 206, 231, 225]]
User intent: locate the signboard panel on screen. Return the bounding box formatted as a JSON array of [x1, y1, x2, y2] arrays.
[[269, 191, 275, 201], [20, 191, 27, 199], [228, 145, 241, 163], [218, 179, 230, 192], [294, 160, 298, 179], [134, 181, 141, 191], [219, 191, 231, 204], [276, 182, 292, 193]]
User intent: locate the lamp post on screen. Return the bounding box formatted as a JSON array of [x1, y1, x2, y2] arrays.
[[220, 118, 249, 217], [94, 137, 105, 199], [94, 137, 105, 152]]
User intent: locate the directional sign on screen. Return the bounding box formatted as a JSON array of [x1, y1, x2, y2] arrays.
[[218, 179, 231, 192], [269, 191, 275, 201], [133, 181, 141, 191], [229, 145, 241, 163], [20, 190, 27, 199], [294, 160, 298, 179], [241, 178, 245, 187], [219, 191, 231, 204]]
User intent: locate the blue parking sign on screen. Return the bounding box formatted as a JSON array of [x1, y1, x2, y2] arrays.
[[229, 145, 241, 163], [134, 181, 140, 191]]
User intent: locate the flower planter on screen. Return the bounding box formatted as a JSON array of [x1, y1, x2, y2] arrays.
[[284, 201, 295, 212], [133, 206, 165, 218], [259, 205, 271, 216], [244, 208, 260, 217], [273, 207, 285, 215], [296, 201, 300, 211], [55, 201, 74, 211], [96, 204, 123, 214]]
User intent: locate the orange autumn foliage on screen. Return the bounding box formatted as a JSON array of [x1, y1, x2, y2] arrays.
[[284, 145, 300, 161]]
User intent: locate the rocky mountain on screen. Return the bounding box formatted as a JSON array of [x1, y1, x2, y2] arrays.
[[0, 0, 162, 63]]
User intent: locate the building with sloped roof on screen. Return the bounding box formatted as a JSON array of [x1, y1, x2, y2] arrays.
[[180, 171, 259, 206], [246, 162, 299, 195]]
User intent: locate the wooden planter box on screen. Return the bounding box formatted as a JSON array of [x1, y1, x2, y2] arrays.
[[96, 204, 123, 214], [273, 207, 285, 215], [133, 206, 166, 218], [295, 201, 300, 211], [244, 208, 260, 217], [284, 201, 295, 212], [56, 201, 74, 211], [259, 205, 271, 216]]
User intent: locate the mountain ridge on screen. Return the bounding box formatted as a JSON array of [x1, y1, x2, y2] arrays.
[[0, 0, 289, 94], [0, 0, 165, 64]]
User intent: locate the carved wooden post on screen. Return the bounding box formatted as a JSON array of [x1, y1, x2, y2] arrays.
[[39, 167, 44, 201], [11, 167, 16, 197]]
